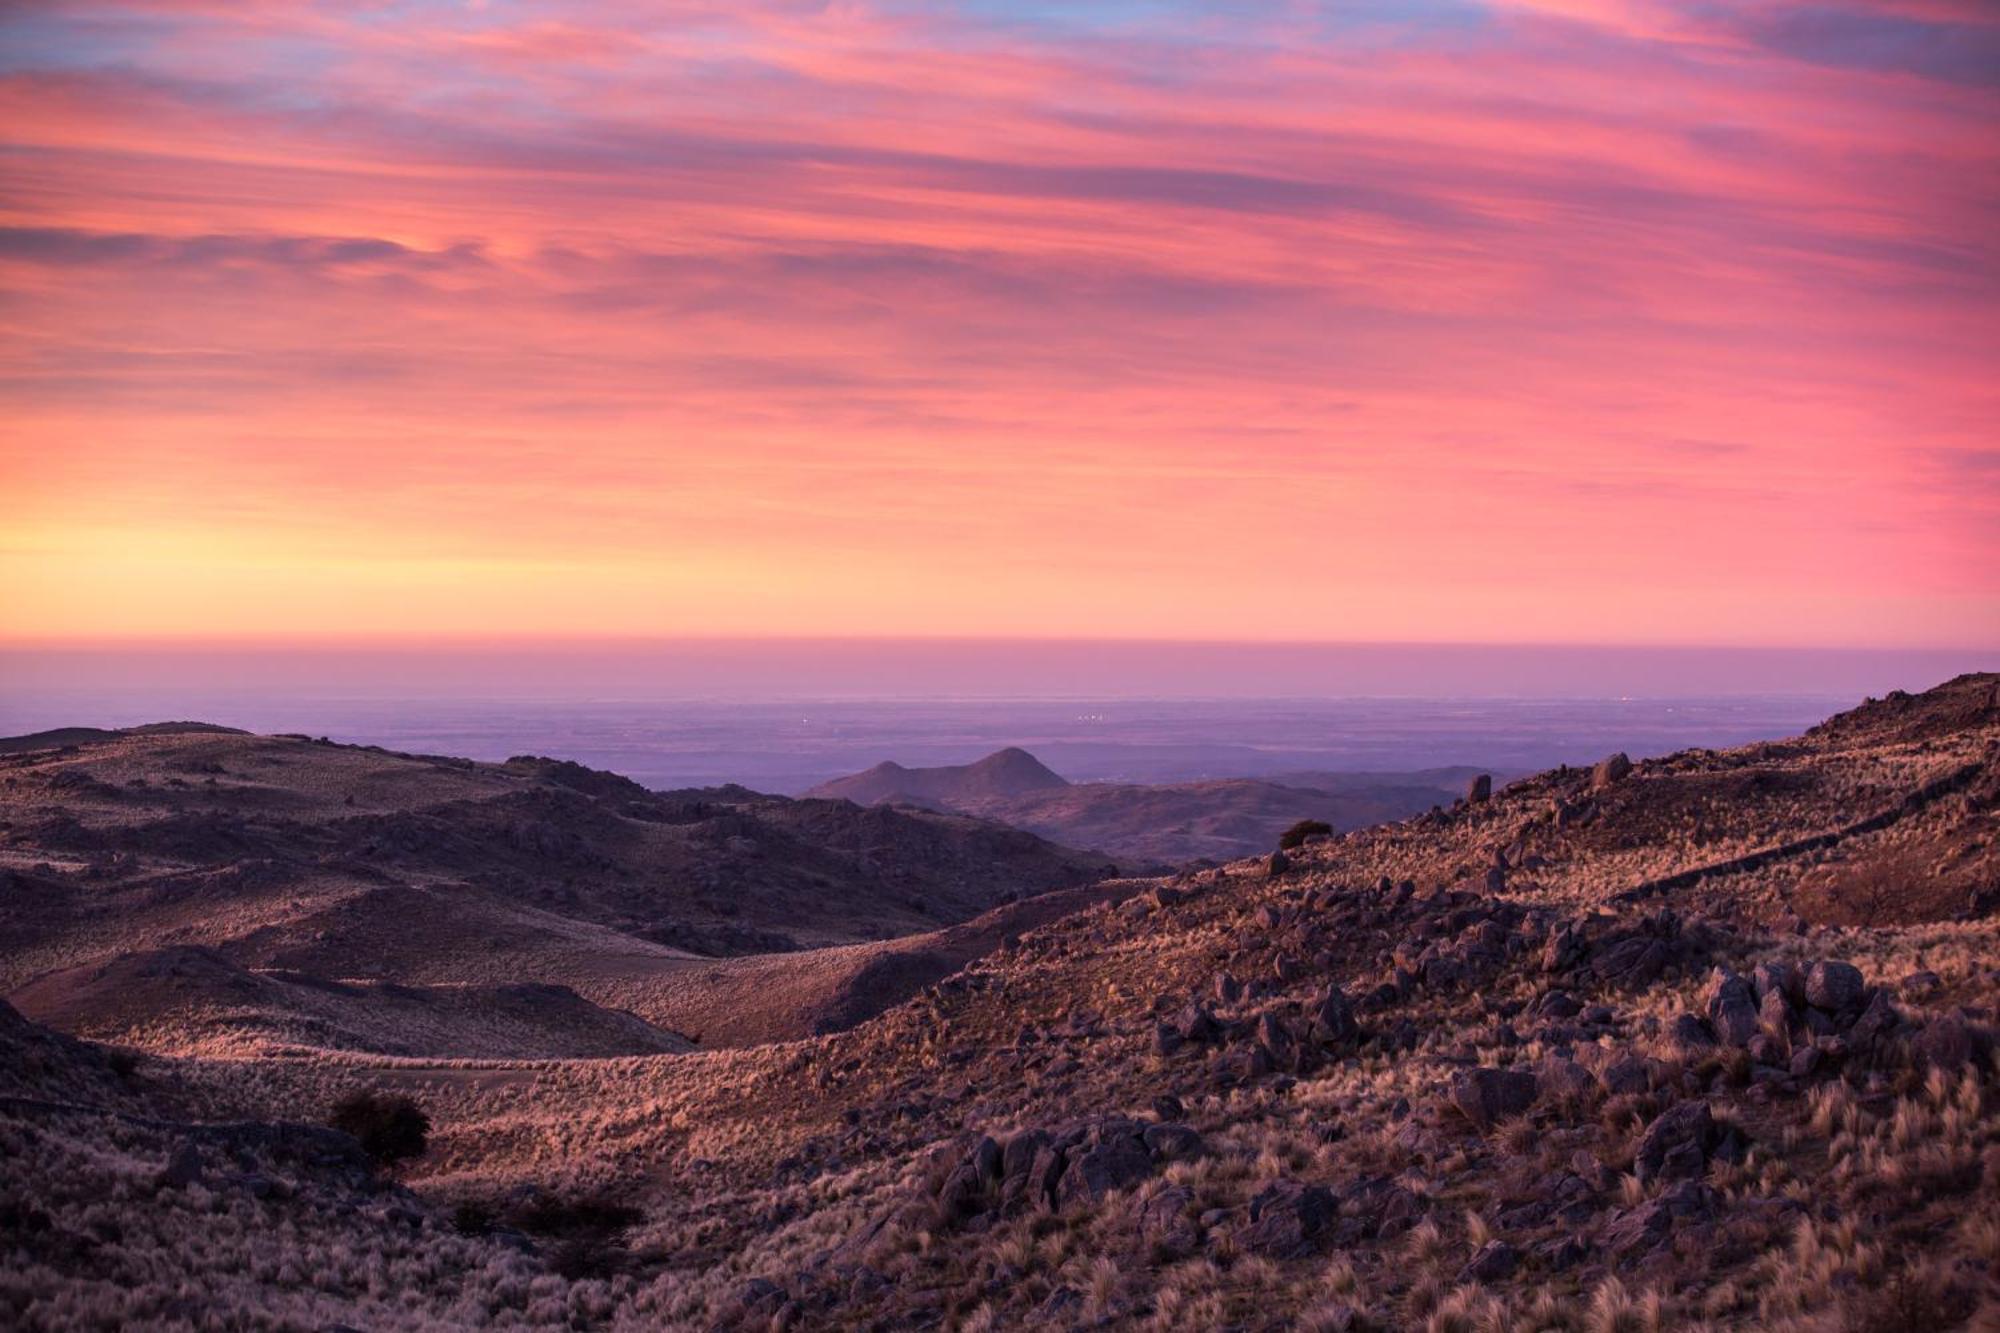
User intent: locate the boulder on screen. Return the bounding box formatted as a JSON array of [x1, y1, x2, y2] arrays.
[[1668, 1012, 1716, 1052], [1175, 1002, 1219, 1045], [1142, 1124, 1205, 1163], [1460, 1240, 1520, 1283], [1309, 987, 1359, 1044], [1451, 1067, 1538, 1131], [1467, 774, 1492, 804], [1803, 961, 1865, 1013], [1594, 936, 1671, 989], [1600, 1180, 1714, 1255], [999, 1131, 1060, 1211], [1846, 988, 1902, 1046], [1753, 962, 1801, 1006], [1133, 1185, 1198, 1256], [1592, 753, 1634, 789], [1705, 970, 1761, 1047], [1241, 1180, 1338, 1258], [1056, 1123, 1153, 1204], [1633, 1101, 1719, 1183]]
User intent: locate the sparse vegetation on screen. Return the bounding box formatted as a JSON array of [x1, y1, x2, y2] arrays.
[[329, 1088, 430, 1165], [1, 676, 1997, 1329], [1279, 819, 1335, 850]]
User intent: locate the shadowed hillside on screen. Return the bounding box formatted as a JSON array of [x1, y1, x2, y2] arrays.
[[0, 728, 1114, 1057]]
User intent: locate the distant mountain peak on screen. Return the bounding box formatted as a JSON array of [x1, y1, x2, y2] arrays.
[[808, 747, 1069, 806]]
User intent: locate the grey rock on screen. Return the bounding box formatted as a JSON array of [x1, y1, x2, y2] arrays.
[[1242, 1179, 1338, 1258], [1706, 970, 1761, 1047], [1804, 961, 1865, 1013], [1460, 1240, 1520, 1282], [1142, 1124, 1205, 1163], [1592, 752, 1633, 788], [1451, 1066, 1538, 1131], [1634, 1101, 1716, 1183], [1668, 1012, 1716, 1051], [1057, 1124, 1153, 1204]]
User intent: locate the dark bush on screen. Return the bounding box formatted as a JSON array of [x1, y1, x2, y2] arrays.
[[329, 1089, 430, 1165], [512, 1195, 644, 1236], [104, 1048, 140, 1080], [549, 1236, 624, 1280], [452, 1201, 495, 1236], [1278, 819, 1333, 850]]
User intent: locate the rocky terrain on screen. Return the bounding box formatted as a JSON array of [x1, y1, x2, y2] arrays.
[[3, 676, 1999, 1330], [810, 748, 1471, 866]]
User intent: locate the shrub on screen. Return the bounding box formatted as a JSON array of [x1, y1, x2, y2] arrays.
[[1279, 819, 1334, 850], [329, 1089, 430, 1165], [452, 1201, 495, 1236]]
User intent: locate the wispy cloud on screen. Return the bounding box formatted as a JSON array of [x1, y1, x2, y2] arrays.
[[0, 0, 1993, 644]]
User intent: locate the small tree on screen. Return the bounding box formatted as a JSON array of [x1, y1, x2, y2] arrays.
[[330, 1089, 430, 1166], [1278, 819, 1333, 851]]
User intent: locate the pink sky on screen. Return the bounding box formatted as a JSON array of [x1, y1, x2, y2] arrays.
[[1, 0, 1995, 646]]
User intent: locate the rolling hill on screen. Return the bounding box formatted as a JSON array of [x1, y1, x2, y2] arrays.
[[2, 676, 1997, 1330]]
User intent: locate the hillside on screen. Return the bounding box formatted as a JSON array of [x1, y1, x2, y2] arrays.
[[813, 747, 1469, 865], [3, 675, 1998, 1330], [0, 727, 1114, 1057]]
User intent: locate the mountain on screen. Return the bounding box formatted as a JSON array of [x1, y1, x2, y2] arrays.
[[811, 747, 1471, 865], [3, 675, 1997, 1331], [0, 726, 1114, 1057], [806, 745, 1070, 805]]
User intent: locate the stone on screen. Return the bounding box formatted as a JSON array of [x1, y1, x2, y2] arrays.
[[1537, 1056, 1596, 1104], [1309, 987, 1359, 1044], [1592, 752, 1634, 788], [1057, 1124, 1153, 1204], [1451, 1066, 1538, 1131], [1467, 774, 1492, 804], [1242, 1180, 1338, 1258], [1595, 936, 1671, 989], [1668, 1012, 1716, 1051], [1175, 1002, 1219, 1044], [1267, 851, 1292, 877], [1598, 1056, 1650, 1097], [1536, 991, 1582, 1020], [1213, 972, 1242, 1004], [999, 1131, 1058, 1211], [1133, 1184, 1198, 1256], [1633, 1101, 1716, 1183], [1759, 987, 1793, 1040], [1753, 962, 1801, 1006], [1460, 1240, 1521, 1283], [937, 1162, 988, 1219], [1142, 1124, 1205, 1163], [1804, 961, 1866, 1013], [1705, 970, 1761, 1047], [1846, 988, 1901, 1046]]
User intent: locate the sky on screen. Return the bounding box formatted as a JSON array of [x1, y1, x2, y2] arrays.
[[1, 0, 1996, 648]]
